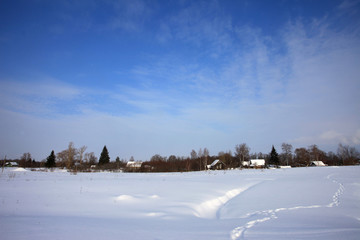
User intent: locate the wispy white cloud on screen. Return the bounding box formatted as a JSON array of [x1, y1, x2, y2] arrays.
[[111, 7, 360, 154], [338, 0, 360, 15], [1, 1, 359, 160], [278, 18, 360, 148], [0, 77, 81, 116], [156, 0, 234, 57], [0, 77, 79, 99]]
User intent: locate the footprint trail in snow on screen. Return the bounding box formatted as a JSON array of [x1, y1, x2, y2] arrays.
[[230, 173, 345, 240]]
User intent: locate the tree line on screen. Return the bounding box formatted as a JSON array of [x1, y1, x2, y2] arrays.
[[2, 142, 359, 172]]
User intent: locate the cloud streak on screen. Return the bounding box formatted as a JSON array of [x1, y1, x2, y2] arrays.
[[0, 0, 359, 160]]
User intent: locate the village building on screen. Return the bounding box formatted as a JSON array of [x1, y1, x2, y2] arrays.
[[311, 161, 327, 166], [207, 159, 226, 170], [250, 159, 266, 168], [126, 161, 143, 170], [242, 161, 249, 167], [5, 162, 19, 167], [242, 159, 266, 168]]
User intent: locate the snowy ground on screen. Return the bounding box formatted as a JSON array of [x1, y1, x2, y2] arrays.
[[0, 166, 359, 240]]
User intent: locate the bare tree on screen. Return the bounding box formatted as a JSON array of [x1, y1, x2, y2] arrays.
[[308, 144, 327, 165], [281, 143, 293, 166], [203, 148, 209, 170], [190, 150, 197, 160], [235, 143, 250, 167], [84, 152, 97, 165], [67, 142, 77, 169], [56, 142, 78, 169], [185, 157, 191, 171], [198, 148, 203, 158], [218, 150, 233, 167], [198, 148, 203, 170], [294, 147, 310, 166], [308, 145, 319, 162], [20, 152, 32, 167], [150, 154, 164, 162], [57, 150, 68, 167], [115, 156, 121, 169], [78, 146, 87, 164], [84, 152, 94, 163], [337, 143, 360, 165], [168, 155, 177, 162], [327, 151, 340, 166]]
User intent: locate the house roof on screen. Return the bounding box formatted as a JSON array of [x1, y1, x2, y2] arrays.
[[311, 161, 326, 166], [207, 159, 225, 169], [210, 159, 220, 167], [126, 161, 143, 168], [250, 159, 265, 166], [5, 162, 19, 166]]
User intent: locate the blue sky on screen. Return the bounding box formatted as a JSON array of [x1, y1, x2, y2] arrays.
[[1, 0, 360, 161]]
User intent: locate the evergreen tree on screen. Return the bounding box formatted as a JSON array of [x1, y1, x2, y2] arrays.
[[99, 146, 110, 165], [45, 150, 56, 168], [269, 145, 280, 166]]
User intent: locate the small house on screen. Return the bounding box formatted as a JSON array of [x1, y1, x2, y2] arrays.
[[242, 161, 250, 167], [207, 160, 225, 170], [126, 161, 143, 170], [5, 162, 19, 167], [250, 159, 265, 168], [310, 161, 327, 166]]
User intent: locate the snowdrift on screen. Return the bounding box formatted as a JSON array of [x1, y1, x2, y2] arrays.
[[0, 166, 359, 240]]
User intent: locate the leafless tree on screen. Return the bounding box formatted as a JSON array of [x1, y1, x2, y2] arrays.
[[168, 155, 177, 162], [56, 150, 68, 167], [203, 148, 209, 170], [308, 144, 327, 164], [218, 150, 233, 167], [20, 152, 32, 167], [294, 147, 310, 166], [190, 149, 197, 160], [337, 143, 359, 165], [235, 143, 250, 167], [185, 157, 191, 171], [281, 143, 293, 166], [84, 152, 97, 165], [78, 145, 87, 164], [198, 148, 203, 170], [150, 154, 164, 162], [66, 142, 77, 169], [198, 148, 203, 158], [56, 142, 78, 169]]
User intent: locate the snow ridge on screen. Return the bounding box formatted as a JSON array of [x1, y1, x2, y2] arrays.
[[193, 187, 250, 219], [230, 173, 345, 240], [192, 182, 263, 219]]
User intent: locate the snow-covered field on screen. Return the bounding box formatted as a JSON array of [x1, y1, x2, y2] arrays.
[[1, 166, 359, 240]]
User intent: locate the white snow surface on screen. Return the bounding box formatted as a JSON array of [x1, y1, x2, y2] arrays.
[[11, 167, 27, 172], [1, 166, 359, 240]]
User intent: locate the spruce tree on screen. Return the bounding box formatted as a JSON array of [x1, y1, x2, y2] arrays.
[[45, 150, 56, 168], [269, 145, 280, 166], [99, 146, 110, 165]]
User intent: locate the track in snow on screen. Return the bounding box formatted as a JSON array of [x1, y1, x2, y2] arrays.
[[230, 173, 345, 240]]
